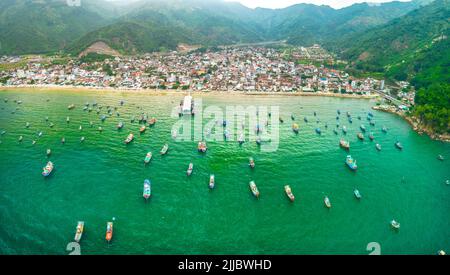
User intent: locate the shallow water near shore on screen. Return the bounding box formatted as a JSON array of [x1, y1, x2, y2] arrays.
[[0, 89, 449, 255]]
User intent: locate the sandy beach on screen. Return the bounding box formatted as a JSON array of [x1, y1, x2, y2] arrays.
[[0, 85, 379, 99]]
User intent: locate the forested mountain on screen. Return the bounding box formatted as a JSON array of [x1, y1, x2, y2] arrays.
[[0, 0, 434, 55]]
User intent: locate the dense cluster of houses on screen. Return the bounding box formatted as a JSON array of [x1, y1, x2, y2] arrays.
[[1, 47, 396, 96]]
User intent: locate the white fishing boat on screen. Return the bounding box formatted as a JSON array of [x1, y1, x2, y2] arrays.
[[187, 163, 193, 176], [74, 221, 84, 242], [209, 174, 215, 189]]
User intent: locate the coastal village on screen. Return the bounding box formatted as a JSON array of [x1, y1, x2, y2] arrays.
[[0, 46, 414, 104]]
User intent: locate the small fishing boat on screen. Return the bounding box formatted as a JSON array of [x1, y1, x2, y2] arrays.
[[255, 124, 261, 134], [256, 136, 261, 145], [1, 130, 6, 135], [340, 139, 350, 150], [209, 174, 215, 189], [342, 126, 347, 134], [100, 115, 106, 122], [346, 155, 357, 171], [324, 196, 331, 208], [198, 141, 207, 153], [223, 120, 227, 127], [279, 117, 284, 123], [143, 179, 151, 200], [80, 137, 85, 143], [314, 111, 317, 117], [360, 125, 366, 132], [395, 141, 403, 150], [66, 117, 70, 123], [249, 181, 260, 198], [446, 180, 449, 185], [346, 111, 351, 117], [357, 133, 364, 140], [354, 189, 362, 199], [125, 133, 134, 144], [49, 123, 54, 128], [382, 126, 388, 133], [19, 136, 23, 142], [89, 121, 94, 128], [333, 129, 338, 135], [291, 114, 295, 121], [438, 250, 446, 255], [437, 155, 444, 161], [370, 121, 375, 126], [337, 110, 341, 115], [160, 144, 169, 155], [42, 161, 54, 177], [284, 185, 295, 202], [187, 163, 193, 176], [130, 116, 135, 123], [117, 122, 124, 130], [83, 106, 88, 111], [32, 140, 36, 145], [105, 222, 113, 242], [304, 117, 308, 123], [148, 118, 157, 126], [98, 127, 103, 132], [74, 221, 84, 243], [348, 117, 353, 123], [67, 104, 75, 110], [336, 116, 340, 120], [369, 133, 374, 141], [376, 143, 382, 151], [38, 131, 43, 138], [144, 152, 152, 164], [139, 125, 146, 133], [292, 123, 299, 133], [224, 129, 231, 140], [391, 220, 400, 229], [61, 137, 65, 144], [172, 130, 177, 139], [46, 149, 51, 156], [315, 128, 321, 135], [249, 157, 255, 168], [357, 115, 361, 120], [324, 123, 328, 129], [25, 122, 30, 128], [79, 125, 83, 131]]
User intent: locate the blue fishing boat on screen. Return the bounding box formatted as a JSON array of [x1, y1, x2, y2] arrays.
[[346, 155, 357, 171], [315, 128, 321, 135], [143, 179, 151, 200]]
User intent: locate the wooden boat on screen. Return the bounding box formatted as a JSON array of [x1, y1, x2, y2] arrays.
[[80, 137, 85, 143], [292, 123, 299, 133], [342, 126, 347, 134], [66, 117, 70, 123], [105, 222, 113, 242], [304, 117, 308, 123], [46, 149, 51, 156], [67, 104, 75, 110], [324, 196, 331, 208], [139, 125, 146, 133], [279, 117, 284, 123], [360, 125, 366, 132], [391, 220, 400, 229], [340, 139, 350, 150], [38, 131, 43, 138], [143, 179, 151, 200], [437, 155, 444, 161], [61, 137, 65, 144], [249, 157, 255, 169], [315, 128, 321, 135], [25, 122, 30, 128], [19, 136, 23, 142], [284, 185, 295, 202], [369, 133, 374, 141], [79, 125, 83, 131], [49, 123, 54, 128], [74, 221, 84, 243], [148, 118, 157, 126], [209, 174, 215, 189], [357, 133, 364, 140], [249, 181, 260, 198], [187, 163, 193, 176], [395, 141, 403, 150], [42, 161, 54, 177], [160, 144, 169, 155], [354, 189, 362, 199], [346, 155, 358, 171], [125, 133, 134, 144], [382, 126, 388, 133], [376, 143, 382, 151], [144, 152, 152, 164], [333, 129, 338, 135], [291, 114, 295, 121], [101, 115, 106, 122], [198, 141, 207, 153], [117, 122, 124, 130], [32, 140, 36, 145], [98, 127, 103, 132]]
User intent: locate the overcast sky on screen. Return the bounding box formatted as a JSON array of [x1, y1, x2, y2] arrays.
[[225, 0, 411, 9]]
